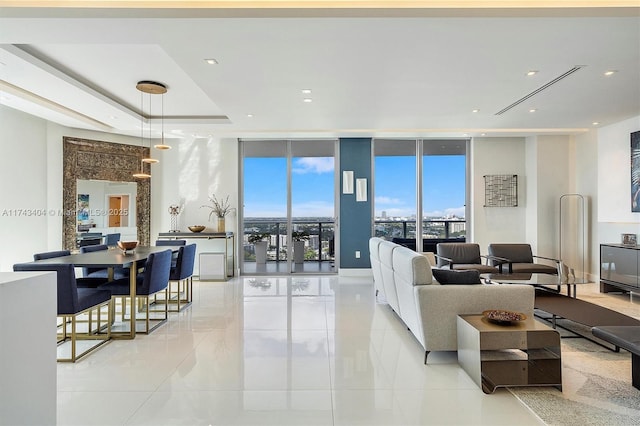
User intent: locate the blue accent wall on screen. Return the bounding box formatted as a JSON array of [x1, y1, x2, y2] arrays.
[[339, 138, 372, 268]]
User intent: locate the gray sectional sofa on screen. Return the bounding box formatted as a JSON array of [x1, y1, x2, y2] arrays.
[[369, 237, 535, 363]]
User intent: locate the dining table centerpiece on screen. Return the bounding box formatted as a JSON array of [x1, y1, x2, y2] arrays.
[[201, 194, 235, 232]]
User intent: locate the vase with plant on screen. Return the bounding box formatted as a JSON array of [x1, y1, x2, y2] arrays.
[[201, 194, 235, 232], [292, 231, 310, 264], [248, 232, 270, 264]]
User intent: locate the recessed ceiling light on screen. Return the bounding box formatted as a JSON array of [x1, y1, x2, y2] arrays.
[[526, 70, 538, 76], [472, 109, 479, 113], [592, 121, 600, 126], [247, 114, 253, 118], [204, 58, 218, 65], [481, 133, 486, 136], [604, 70, 617, 76], [529, 108, 537, 113], [301, 89, 312, 94], [303, 98, 313, 103]]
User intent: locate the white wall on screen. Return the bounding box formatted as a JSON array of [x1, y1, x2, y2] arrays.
[[597, 115, 640, 245], [0, 105, 146, 269], [470, 137, 527, 250], [0, 106, 48, 270], [574, 129, 598, 278], [526, 135, 572, 258], [153, 135, 239, 237], [472, 135, 574, 269]]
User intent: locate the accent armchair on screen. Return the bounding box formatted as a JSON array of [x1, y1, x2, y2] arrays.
[[435, 243, 500, 274], [487, 243, 560, 275]]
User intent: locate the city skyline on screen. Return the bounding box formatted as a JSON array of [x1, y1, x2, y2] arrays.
[[244, 154, 465, 218]]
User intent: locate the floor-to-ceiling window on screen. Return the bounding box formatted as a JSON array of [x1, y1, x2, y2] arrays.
[[373, 138, 468, 252], [373, 139, 417, 240], [421, 139, 468, 251], [241, 139, 336, 275]]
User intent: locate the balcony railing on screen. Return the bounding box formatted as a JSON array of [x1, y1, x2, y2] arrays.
[[374, 219, 466, 240], [243, 219, 465, 262], [244, 220, 335, 263]]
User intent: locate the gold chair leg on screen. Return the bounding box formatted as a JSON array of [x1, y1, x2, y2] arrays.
[[71, 315, 77, 362]]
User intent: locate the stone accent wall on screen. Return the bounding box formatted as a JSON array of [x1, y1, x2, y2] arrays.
[[62, 137, 151, 250]]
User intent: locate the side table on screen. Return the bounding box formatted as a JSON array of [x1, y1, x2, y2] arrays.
[[457, 314, 562, 394]]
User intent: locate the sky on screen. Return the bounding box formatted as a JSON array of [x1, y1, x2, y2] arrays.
[[243, 155, 465, 218]]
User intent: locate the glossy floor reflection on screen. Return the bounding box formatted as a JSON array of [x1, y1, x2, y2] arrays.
[[58, 275, 547, 425]]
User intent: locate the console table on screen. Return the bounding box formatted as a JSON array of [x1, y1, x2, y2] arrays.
[[600, 244, 640, 293], [457, 314, 562, 394], [157, 232, 235, 277]]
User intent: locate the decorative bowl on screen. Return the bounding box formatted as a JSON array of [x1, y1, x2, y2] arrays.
[[188, 225, 206, 233], [117, 241, 138, 253], [482, 309, 527, 325]]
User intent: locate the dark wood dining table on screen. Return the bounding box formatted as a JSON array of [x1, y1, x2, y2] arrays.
[[30, 246, 174, 339]]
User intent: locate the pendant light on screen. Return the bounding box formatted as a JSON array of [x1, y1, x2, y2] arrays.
[[133, 87, 152, 179], [154, 89, 172, 150], [133, 80, 165, 178], [137, 81, 164, 164], [132, 160, 152, 179]]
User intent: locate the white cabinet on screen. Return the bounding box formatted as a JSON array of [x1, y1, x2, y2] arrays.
[[0, 272, 57, 426]]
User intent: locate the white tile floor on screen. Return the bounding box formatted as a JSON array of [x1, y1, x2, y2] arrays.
[[57, 275, 554, 425]]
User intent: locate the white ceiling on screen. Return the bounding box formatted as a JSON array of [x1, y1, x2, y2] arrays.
[[0, 5, 639, 140]]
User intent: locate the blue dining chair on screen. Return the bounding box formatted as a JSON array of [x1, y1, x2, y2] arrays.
[[155, 239, 186, 268], [33, 250, 107, 288], [167, 243, 197, 311], [13, 262, 112, 362], [98, 249, 172, 334], [104, 233, 121, 247], [80, 244, 129, 281], [33, 250, 71, 260]]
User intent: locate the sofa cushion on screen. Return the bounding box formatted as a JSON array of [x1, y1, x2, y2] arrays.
[[432, 269, 481, 285], [392, 246, 432, 286]]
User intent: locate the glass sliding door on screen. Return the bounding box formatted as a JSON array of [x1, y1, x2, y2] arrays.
[[373, 139, 417, 245], [421, 139, 468, 253], [291, 140, 336, 274], [242, 140, 288, 274], [241, 139, 336, 275], [372, 138, 467, 253]]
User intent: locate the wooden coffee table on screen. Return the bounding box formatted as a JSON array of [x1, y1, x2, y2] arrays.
[[457, 314, 562, 394]]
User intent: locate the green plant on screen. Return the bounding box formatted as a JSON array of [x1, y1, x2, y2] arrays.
[[248, 232, 270, 244], [292, 230, 310, 241], [201, 194, 235, 220]]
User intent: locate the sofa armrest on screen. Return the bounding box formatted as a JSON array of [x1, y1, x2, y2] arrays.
[[413, 284, 535, 352]]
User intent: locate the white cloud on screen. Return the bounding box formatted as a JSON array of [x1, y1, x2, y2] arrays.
[[423, 206, 466, 218], [375, 196, 403, 205], [292, 157, 334, 174]]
